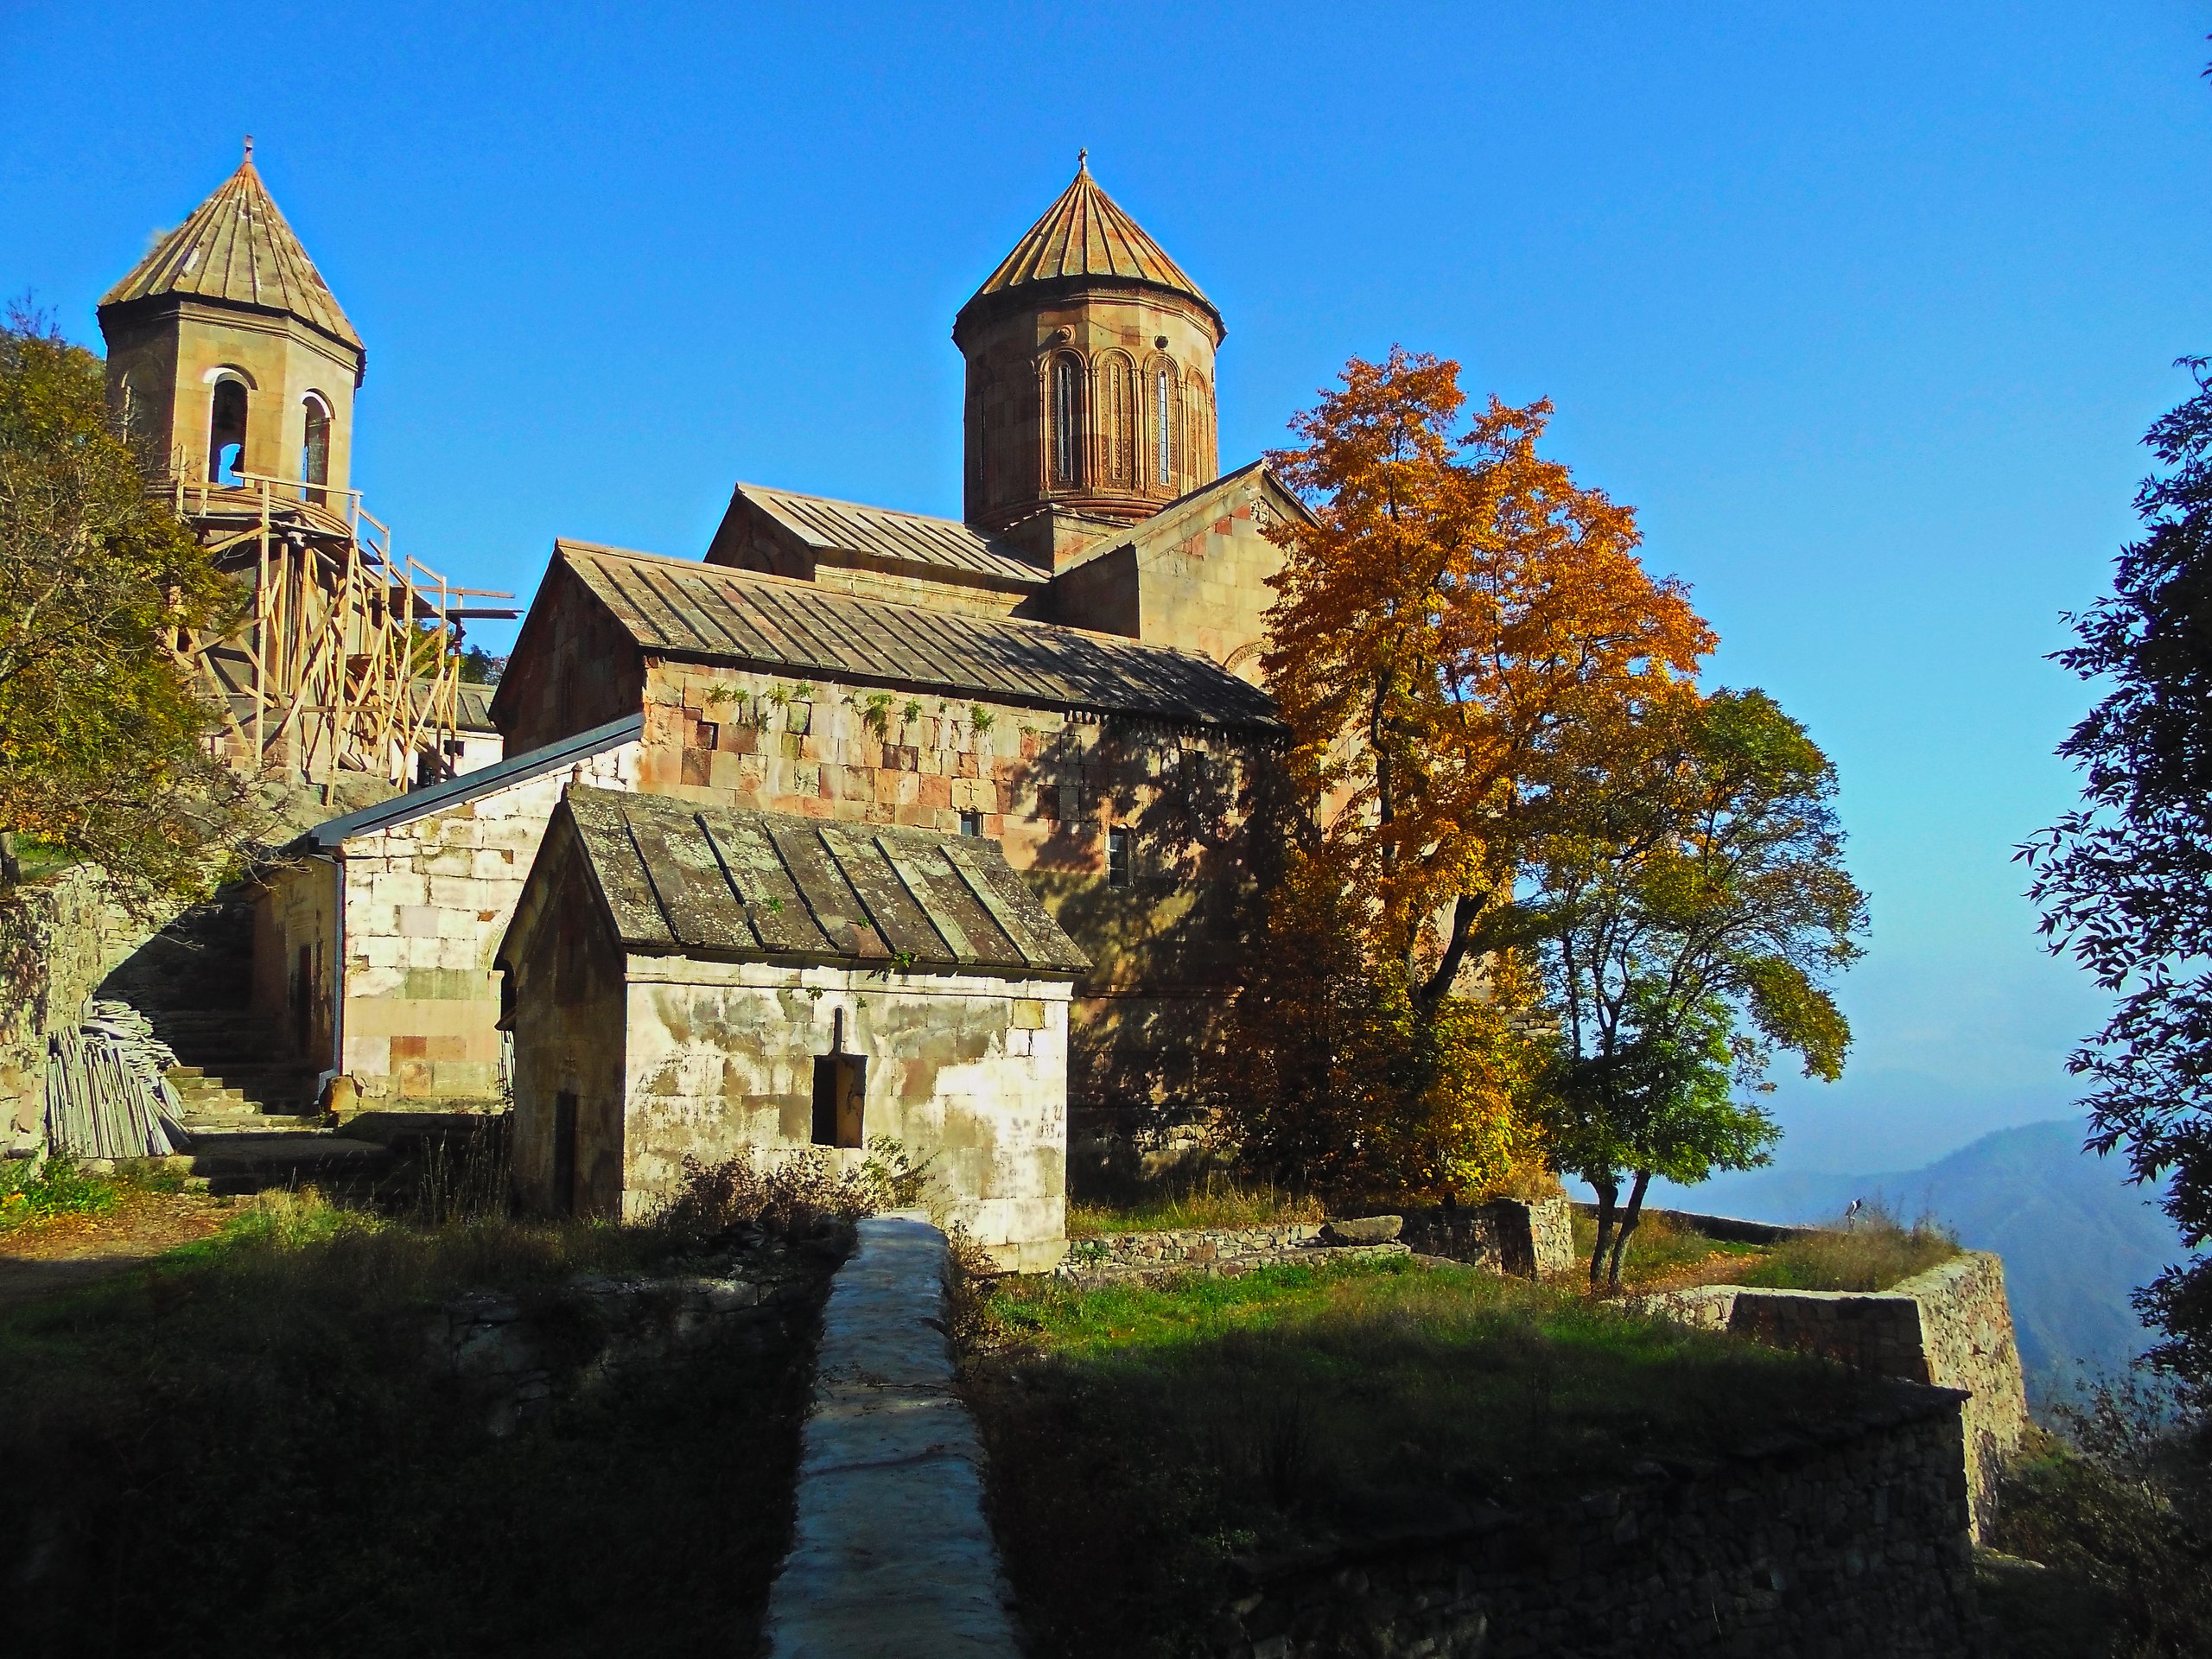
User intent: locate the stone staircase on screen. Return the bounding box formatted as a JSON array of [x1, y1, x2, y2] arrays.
[[151, 1008, 326, 1129], [99, 894, 397, 1197]]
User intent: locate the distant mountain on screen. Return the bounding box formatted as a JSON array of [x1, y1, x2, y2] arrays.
[[1679, 1119, 2186, 1389]]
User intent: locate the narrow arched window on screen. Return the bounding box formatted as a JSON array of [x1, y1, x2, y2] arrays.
[[301, 393, 332, 505], [1153, 361, 1179, 490], [1185, 374, 1211, 486], [1052, 355, 1084, 486], [1099, 353, 1136, 487], [208, 378, 248, 484]]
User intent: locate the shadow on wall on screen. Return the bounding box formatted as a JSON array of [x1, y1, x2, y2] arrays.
[[1016, 717, 1254, 1160]]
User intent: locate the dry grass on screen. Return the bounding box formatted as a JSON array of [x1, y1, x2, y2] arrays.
[[1067, 1169, 1325, 1237], [960, 1256, 1902, 1658], [1734, 1211, 1961, 1293]]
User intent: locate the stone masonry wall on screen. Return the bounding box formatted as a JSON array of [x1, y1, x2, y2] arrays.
[[1205, 1392, 1978, 1659], [1402, 1199, 1577, 1279], [1631, 1251, 2029, 1541], [629, 662, 1262, 1121], [0, 868, 134, 1154], [617, 956, 1075, 1270], [261, 739, 640, 1110]]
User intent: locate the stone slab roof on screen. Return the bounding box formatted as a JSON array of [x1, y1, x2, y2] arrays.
[[552, 541, 1282, 732], [957, 156, 1218, 336], [556, 785, 1090, 976], [734, 483, 1046, 589], [300, 714, 642, 849], [99, 146, 363, 359]]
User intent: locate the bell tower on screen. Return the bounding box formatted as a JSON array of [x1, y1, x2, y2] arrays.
[[97, 137, 365, 495], [954, 156, 1224, 563], [86, 143, 503, 790]]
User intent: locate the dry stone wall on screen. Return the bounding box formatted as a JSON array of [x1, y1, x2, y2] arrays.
[[1058, 1201, 1574, 1286], [1205, 1391, 1979, 1659]]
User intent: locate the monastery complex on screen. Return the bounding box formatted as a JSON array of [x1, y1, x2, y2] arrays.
[[80, 146, 1306, 1265]]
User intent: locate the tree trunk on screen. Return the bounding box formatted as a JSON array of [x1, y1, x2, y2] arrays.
[[1587, 1173, 1618, 1291], [1606, 1168, 1653, 1291]]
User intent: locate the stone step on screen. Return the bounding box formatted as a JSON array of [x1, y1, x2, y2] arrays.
[[178, 1131, 394, 1197]]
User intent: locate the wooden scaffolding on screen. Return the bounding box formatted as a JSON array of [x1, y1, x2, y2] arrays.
[[166, 471, 513, 785]]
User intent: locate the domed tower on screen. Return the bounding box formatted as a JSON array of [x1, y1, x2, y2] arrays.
[[955, 156, 1223, 560], [97, 138, 365, 494]]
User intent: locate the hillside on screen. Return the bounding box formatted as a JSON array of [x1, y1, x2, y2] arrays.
[[1680, 1119, 2184, 1389]]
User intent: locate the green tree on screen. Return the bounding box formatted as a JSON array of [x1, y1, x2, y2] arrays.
[[1532, 687, 1866, 1288], [0, 306, 239, 912], [2024, 356, 2212, 1410]]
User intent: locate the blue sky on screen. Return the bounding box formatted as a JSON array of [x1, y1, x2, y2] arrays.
[[8, 3, 2209, 1176]]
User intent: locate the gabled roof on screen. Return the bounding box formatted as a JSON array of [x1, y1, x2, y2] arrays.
[[99, 144, 363, 362], [957, 156, 1219, 338], [545, 540, 1282, 731], [729, 482, 1046, 589], [1055, 461, 1315, 580], [537, 785, 1090, 976], [299, 714, 642, 849]]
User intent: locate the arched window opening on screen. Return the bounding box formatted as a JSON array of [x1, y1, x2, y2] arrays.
[[1052, 355, 1084, 487], [1185, 375, 1212, 486], [208, 378, 248, 485], [301, 393, 331, 505], [1153, 361, 1179, 490], [1099, 353, 1136, 487]]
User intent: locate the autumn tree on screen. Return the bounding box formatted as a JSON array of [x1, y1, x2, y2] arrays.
[[0, 306, 239, 912], [1236, 348, 1713, 1197], [2024, 356, 2212, 1408], [1532, 687, 1866, 1289]]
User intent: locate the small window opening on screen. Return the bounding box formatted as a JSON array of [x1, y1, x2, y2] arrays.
[[553, 1090, 579, 1215], [696, 720, 719, 751], [301, 393, 331, 504], [810, 1009, 866, 1148], [209, 378, 248, 484], [959, 810, 982, 837], [1108, 827, 1133, 889]]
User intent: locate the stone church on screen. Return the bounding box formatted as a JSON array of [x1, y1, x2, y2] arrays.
[[101, 151, 1304, 1261]]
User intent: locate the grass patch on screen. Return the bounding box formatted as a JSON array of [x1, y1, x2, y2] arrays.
[[0, 1184, 832, 1657], [1067, 1168, 1324, 1237], [960, 1256, 1901, 1658], [1734, 1212, 1960, 1293], [0, 1153, 182, 1228]]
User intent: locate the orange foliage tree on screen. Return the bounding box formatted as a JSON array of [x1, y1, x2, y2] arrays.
[[1231, 347, 1714, 1198]]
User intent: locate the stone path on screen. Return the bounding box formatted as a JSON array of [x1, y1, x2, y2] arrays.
[[763, 1210, 1020, 1659]]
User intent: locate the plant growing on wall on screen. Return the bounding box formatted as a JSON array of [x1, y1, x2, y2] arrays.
[[0, 305, 241, 912]]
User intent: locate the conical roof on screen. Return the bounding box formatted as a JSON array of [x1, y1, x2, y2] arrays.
[[957, 155, 1219, 337], [99, 142, 362, 359]]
